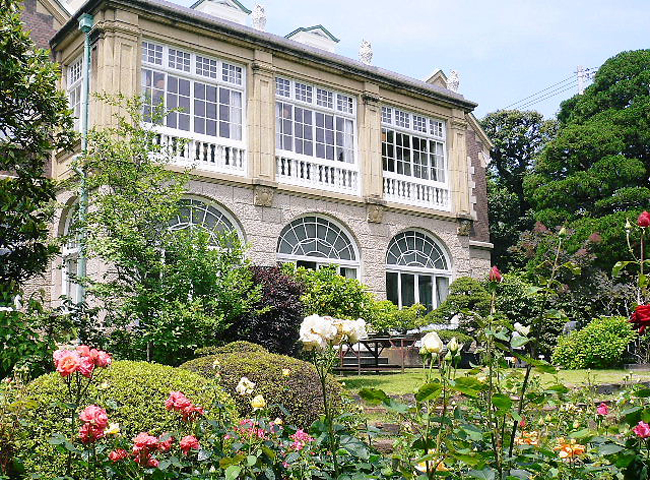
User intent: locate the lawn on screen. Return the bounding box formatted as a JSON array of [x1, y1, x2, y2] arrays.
[[339, 369, 650, 396]]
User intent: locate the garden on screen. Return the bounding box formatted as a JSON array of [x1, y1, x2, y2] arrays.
[[5, 1, 650, 478]]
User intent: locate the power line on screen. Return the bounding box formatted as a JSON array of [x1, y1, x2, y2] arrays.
[[503, 74, 575, 109], [515, 82, 580, 110]]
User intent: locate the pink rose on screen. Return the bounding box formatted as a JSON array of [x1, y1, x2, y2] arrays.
[[79, 423, 105, 444], [95, 350, 112, 368], [489, 266, 503, 283], [634, 421, 650, 438], [79, 405, 109, 429], [157, 433, 174, 452], [179, 435, 200, 455], [55, 350, 81, 377], [78, 357, 95, 378], [108, 449, 129, 462], [132, 432, 158, 453], [77, 345, 91, 357], [147, 456, 160, 468], [638, 212, 650, 228], [165, 391, 191, 412], [597, 403, 609, 416]]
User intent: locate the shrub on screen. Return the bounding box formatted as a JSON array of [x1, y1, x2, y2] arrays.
[[552, 316, 637, 369], [18, 361, 235, 477], [366, 301, 427, 335], [225, 266, 304, 355], [181, 349, 343, 428], [426, 277, 491, 333], [195, 340, 267, 357]]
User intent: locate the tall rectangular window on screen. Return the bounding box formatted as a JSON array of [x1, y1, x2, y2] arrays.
[[381, 106, 447, 183], [67, 57, 83, 131], [141, 41, 245, 142], [274, 76, 357, 164]]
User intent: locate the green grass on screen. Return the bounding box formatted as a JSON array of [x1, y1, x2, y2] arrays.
[[339, 369, 650, 396]]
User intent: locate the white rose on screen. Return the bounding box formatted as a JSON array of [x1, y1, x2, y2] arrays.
[[348, 319, 368, 343], [235, 376, 255, 396], [421, 332, 444, 354], [514, 322, 531, 337], [299, 314, 338, 350], [447, 337, 460, 353]]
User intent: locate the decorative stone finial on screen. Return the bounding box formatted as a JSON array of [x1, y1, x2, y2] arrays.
[[359, 39, 373, 65], [448, 69, 460, 93], [252, 4, 266, 31]]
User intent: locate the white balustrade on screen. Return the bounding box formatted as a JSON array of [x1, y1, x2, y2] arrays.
[[153, 129, 246, 176], [275, 153, 360, 195], [383, 172, 450, 211]]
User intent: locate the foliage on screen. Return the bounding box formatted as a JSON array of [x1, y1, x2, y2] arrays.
[[284, 264, 375, 321], [426, 276, 491, 334], [194, 341, 267, 358], [181, 349, 343, 428], [552, 316, 637, 369], [225, 266, 304, 355], [480, 110, 556, 269], [0, 0, 74, 299], [525, 50, 650, 270], [67, 97, 259, 365], [365, 301, 426, 335], [18, 360, 235, 477]]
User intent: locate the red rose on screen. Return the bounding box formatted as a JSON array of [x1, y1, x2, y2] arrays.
[[489, 266, 502, 283], [631, 305, 650, 333], [108, 449, 129, 462], [638, 211, 650, 228], [79, 405, 109, 429], [179, 435, 200, 455]]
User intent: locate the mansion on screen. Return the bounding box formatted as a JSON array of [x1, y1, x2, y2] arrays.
[[21, 0, 493, 311]]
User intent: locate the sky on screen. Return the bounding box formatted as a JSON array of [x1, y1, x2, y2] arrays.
[[176, 0, 650, 119]]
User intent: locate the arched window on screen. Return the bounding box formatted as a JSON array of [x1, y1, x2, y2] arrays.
[[277, 216, 359, 278], [168, 198, 239, 244], [61, 206, 81, 304], [385, 230, 451, 312]]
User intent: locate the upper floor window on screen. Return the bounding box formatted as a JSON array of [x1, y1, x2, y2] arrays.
[[275, 77, 356, 164], [381, 106, 447, 183], [67, 57, 83, 132], [141, 41, 245, 142]]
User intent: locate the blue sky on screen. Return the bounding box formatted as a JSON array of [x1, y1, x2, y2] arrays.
[[178, 0, 650, 119]]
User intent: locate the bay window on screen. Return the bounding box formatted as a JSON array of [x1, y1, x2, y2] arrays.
[[141, 41, 244, 142], [381, 106, 446, 183], [275, 77, 356, 164]]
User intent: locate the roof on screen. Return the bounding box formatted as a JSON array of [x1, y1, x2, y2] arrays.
[[189, 0, 251, 14], [51, 0, 478, 112], [285, 24, 340, 43]]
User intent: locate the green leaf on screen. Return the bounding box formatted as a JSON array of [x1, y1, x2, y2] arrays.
[[225, 465, 242, 480], [492, 393, 513, 411], [451, 377, 486, 397], [358, 388, 390, 406], [634, 388, 650, 398], [510, 336, 529, 349], [613, 261, 632, 277], [468, 467, 496, 480], [246, 455, 257, 467], [415, 382, 443, 403], [599, 443, 625, 455]]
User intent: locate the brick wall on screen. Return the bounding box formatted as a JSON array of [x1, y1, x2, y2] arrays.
[[466, 128, 490, 244], [20, 0, 57, 50]]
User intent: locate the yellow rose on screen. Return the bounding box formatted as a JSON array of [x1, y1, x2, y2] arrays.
[[273, 417, 283, 425], [105, 423, 120, 435], [282, 369, 290, 376], [251, 395, 266, 410]]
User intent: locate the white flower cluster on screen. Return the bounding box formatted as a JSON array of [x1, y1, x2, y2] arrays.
[[299, 314, 368, 351], [419, 331, 463, 361]]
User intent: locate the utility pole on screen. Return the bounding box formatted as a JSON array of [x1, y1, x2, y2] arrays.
[[577, 65, 586, 95]]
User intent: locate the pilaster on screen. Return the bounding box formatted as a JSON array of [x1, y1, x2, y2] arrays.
[[448, 110, 470, 216], [359, 82, 382, 199], [249, 49, 276, 183]]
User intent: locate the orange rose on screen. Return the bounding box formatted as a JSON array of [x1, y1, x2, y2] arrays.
[[56, 351, 81, 377]]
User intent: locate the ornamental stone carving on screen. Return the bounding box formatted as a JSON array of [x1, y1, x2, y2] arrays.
[[366, 200, 385, 224], [251, 4, 266, 31], [448, 69, 460, 93], [359, 39, 373, 65], [457, 218, 472, 236], [253, 185, 275, 207]]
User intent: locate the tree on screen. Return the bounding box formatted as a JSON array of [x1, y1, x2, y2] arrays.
[[480, 110, 556, 269], [69, 95, 259, 363], [0, 0, 74, 301], [525, 50, 650, 269]]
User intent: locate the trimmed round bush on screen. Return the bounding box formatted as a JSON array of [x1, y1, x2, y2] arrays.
[[552, 316, 637, 369], [195, 340, 267, 357], [181, 349, 344, 428], [19, 361, 236, 477]]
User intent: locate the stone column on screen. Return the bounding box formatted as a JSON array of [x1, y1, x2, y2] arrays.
[[359, 82, 382, 199], [448, 111, 470, 217], [249, 49, 276, 184], [92, 7, 141, 127]]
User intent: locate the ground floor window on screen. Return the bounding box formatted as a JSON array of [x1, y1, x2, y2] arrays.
[[277, 215, 359, 278], [385, 230, 451, 311], [168, 197, 239, 245]]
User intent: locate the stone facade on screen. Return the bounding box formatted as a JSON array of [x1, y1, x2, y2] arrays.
[[22, 0, 494, 306]]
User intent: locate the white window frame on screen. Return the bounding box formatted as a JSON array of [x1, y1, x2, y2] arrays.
[[381, 105, 448, 185], [168, 196, 243, 244], [276, 215, 361, 279], [275, 76, 358, 166], [141, 40, 247, 149], [66, 57, 83, 132], [61, 206, 81, 304], [385, 230, 451, 311]]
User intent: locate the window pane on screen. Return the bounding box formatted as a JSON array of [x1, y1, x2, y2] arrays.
[[296, 260, 317, 270], [418, 275, 433, 313], [340, 267, 357, 279], [436, 277, 450, 307], [386, 272, 399, 306], [401, 273, 415, 307]]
